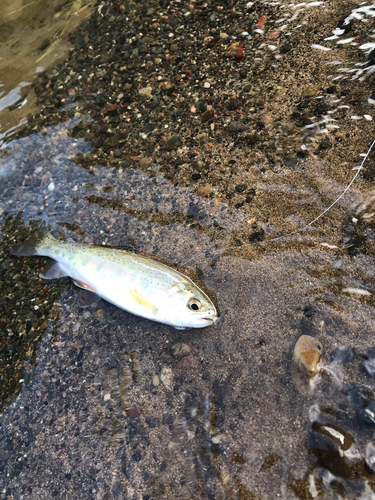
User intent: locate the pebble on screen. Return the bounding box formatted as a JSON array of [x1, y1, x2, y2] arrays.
[[160, 366, 173, 390], [96, 309, 105, 319], [358, 401, 375, 426], [293, 335, 322, 377], [346, 385, 374, 406], [139, 87, 153, 98], [330, 346, 355, 364], [139, 157, 152, 169], [164, 135, 183, 151], [312, 422, 353, 451], [201, 109, 214, 123], [172, 342, 191, 358], [363, 357, 375, 377], [197, 185, 213, 196], [152, 375, 160, 386], [127, 407, 141, 418], [220, 33, 229, 39]]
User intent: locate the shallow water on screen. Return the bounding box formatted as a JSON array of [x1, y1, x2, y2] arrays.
[[1, 0, 375, 498]]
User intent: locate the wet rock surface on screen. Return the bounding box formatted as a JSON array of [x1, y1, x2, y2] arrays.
[[1, 0, 375, 498]]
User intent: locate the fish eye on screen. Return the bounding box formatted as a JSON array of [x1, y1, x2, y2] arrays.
[[188, 298, 202, 311]]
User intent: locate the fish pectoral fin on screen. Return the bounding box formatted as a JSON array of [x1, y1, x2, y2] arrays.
[[40, 261, 67, 279], [74, 279, 97, 293], [76, 290, 101, 308], [129, 289, 158, 312]]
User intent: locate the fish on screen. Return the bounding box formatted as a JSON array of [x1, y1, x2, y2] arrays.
[[11, 228, 219, 329]]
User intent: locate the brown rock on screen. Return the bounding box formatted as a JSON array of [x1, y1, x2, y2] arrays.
[[201, 109, 214, 123], [96, 309, 105, 320], [127, 407, 141, 418], [172, 342, 191, 358], [198, 185, 213, 196], [139, 157, 151, 169]]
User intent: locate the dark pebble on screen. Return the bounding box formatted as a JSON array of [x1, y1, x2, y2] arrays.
[[280, 42, 292, 54], [303, 305, 316, 317], [243, 84, 251, 92], [164, 135, 183, 151], [314, 101, 329, 116], [235, 183, 247, 193], [226, 122, 248, 133], [367, 48, 375, 66], [162, 413, 174, 425], [330, 346, 355, 364], [318, 138, 332, 151], [347, 385, 374, 406], [114, 149, 122, 158], [358, 401, 375, 426], [201, 109, 214, 123], [121, 159, 133, 168]]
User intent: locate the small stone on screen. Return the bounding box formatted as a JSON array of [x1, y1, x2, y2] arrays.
[[280, 42, 292, 54], [314, 101, 329, 116], [304, 85, 319, 97], [170, 43, 178, 52], [160, 366, 173, 390], [235, 183, 247, 193], [154, 58, 162, 64], [114, 149, 122, 158], [330, 346, 355, 365], [226, 122, 248, 133], [203, 82, 211, 88], [139, 157, 152, 169], [127, 407, 141, 418], [121, 159, 133, 168], [162, 413, 174, 425], [347, 385, 374, 406], [164, 135, 183, 151], [198, 185, 213, 196], [152, 375, 160, 386], [139, 86, 153, 98], [363, 357, 375, 377], [172, 342, 191, 358], [220, 33, 229, 39], [312, 422, 353, 451], [256, 15, 267, 29], [201, 109, 214, 123], [358, 401, 375, 426], [96, 309, 105, 319], [124, 83, 132, 91], [293, 335, 322, 377]]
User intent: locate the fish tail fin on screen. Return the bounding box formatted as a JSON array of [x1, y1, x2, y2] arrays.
[[11, 227, 56, 256]]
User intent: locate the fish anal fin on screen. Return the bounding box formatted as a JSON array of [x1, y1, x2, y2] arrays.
[[76, 290, 101, 308], [129, 289, 157, 312], [74, 279, 97, 293], [40, 262, 67, 279]]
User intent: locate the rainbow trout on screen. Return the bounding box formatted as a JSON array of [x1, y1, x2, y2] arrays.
[[11, 229, 219, 329]]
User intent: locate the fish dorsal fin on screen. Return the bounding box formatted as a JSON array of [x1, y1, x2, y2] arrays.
[[40, 262, 67, 280], [74, 279, 97, 293], [129, 289, 158, 312]]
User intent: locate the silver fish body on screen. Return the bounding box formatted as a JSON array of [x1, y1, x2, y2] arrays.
[[11, 230, 219, 329]]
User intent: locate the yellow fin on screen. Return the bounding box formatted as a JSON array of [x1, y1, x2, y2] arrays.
[[129, 289, 157, 312]]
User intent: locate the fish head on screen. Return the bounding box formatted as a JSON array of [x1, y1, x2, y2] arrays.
[[163, 282, 219, 328]]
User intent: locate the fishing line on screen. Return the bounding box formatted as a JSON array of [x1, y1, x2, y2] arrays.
[[184, 139, 375, 266]]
